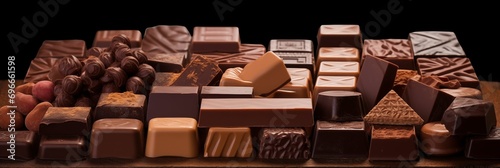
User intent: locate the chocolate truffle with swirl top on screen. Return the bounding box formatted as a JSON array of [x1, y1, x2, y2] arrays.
[[136, 64, 156, 85], [102, 83, 121, 93], [84, 56, 106, 79], [62, 75, 83, 95], [114, 45, 131, 62], [87, 47, 105, 57], [121, 56, 140, 75], [98, 52, 114, 68], [109, 42, 129, 55], [48, 55, 83, 82], [112, 34, 132, 48], [100, 67, 127, 88], [53, 92, 76, 107], [126, 76, 146, 94], [131, 49, 148, 64]]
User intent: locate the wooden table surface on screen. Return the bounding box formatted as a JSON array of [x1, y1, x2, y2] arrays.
[[1, 80, 499, 167]]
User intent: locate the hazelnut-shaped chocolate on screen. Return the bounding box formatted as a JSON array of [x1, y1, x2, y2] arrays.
[[102, 83, 121, 93], [84, 56, 106, 79], [87, 47, 105, 57], [58, 55, 83, 76], [131, 49, 148, 64], [100, 67, 127, 88], [121, 56, 140, 75], [126, 76, 146, 94], [136, 64, 156, 85], [62, 75, 83, 95], [114, 45, 131, 62], [53, 93, 76, 107], [74, 96, 92, 107], [98, 52, 115, 68], [112, 34, 131, 48]]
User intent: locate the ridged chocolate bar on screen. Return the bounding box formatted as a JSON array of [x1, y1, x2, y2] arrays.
[[36, 40, 87, 58], [362, 39, 414, 70], [416, 57, 479, 88], [409, 31, 465, 57]]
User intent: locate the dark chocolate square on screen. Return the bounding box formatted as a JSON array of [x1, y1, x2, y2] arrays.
[[368, 125, 419, 161], [0, 131, 39, 161], [312, 121, 368, 159], [146, 86, 199, 122], [39, 107, 91, 136], [89, 118, 144, 159], [94, 92, 146, 122], [37, 135, 87, 161]]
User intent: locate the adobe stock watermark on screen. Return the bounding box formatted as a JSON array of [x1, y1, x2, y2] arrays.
[[213, 0, 243, 22], [363, 0, 411, 38], [7, 0, 70, 54]]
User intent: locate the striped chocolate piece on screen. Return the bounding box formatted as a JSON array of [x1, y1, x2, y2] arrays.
[[141, 25, 191, 57], [36, 40, 86, 58], [409, 31, 465, 57], [204, 127, 252, 158], [416, 57, 479, 88]]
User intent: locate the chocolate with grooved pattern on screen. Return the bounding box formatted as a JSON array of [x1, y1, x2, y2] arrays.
[[269, 39, 315, 74], [36, 40, 87, 58], [171, 56, 222, 87], [317, 25, 363, 50], [409, 31, 465, 57], [362, 39, 414, 70], [141, 25, 191, 58], [416, 57, 479, 88], [259, 128, 311, 159], [204, 127, 253, 158]]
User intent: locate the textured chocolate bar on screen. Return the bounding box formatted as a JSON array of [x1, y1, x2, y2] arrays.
[[171, 55, 222, 87], [197, 44, 265, 72], [152, 72, 179, 86], [141, 25, 191, 57], [362, 39, 414, 70], [273, 68, 312, 98], [204, 127, 252, 158], [94, 92, 146, 122], [364, 90, 423, 125], [259, 128, 310, 159], [416, 57, 479, 88], [147, 53, 185, 73], [393, 69, 419, 96], [317, 47, 359, 66], [409, 31, 465, 57], [269, 39, 315, 74], [24, 58, 58, 83], [36, 40, 87, 58]]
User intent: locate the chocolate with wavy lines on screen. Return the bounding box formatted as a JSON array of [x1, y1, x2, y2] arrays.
[[24, 58, 59, 83], [196, 44, 265, 71], [36, 40, 86, 58], [409, 31, 466, 57], [363, 39, 414, 69], [416, 57, 479, 88], [141, 25, 191, 57]]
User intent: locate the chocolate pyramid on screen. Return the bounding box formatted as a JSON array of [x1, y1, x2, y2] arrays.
[[364, 90, 424, 125]]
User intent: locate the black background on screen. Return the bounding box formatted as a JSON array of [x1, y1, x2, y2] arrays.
[[3, 0, 498, 81]]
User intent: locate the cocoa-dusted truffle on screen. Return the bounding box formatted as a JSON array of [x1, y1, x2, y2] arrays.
[[136, 64, 156, 85], [131, 49, 148, 64], [84, 57, 106, 79], [114, 46, 131, 62], [53, 92, 76, 107], [126, 76, 146, 94], [75, 96, 92, 107], [87, 47, 105, 57], [98, 52, 114, 68], [100, 67, 127, 88], [121, 56, 140, 75], [112, 34, 132, 48], [62, 75, 83, 95], [102, 83, 121, 93]]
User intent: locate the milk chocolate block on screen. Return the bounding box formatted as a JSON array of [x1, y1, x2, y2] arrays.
[[362, 39, 414, 70], [36, 40, 86, 58], [37, 135, 87, 161], [369, 125, 419, 161], [409, 31, 466, 57], [94, 92, 146, 122], [171, 55, 222, 87], [93, 30, 142, 48], [269, 39, 315, 74], [419, 122, 464, 156], [201, 86, 253, 98], [313, 76, 357, 103], [196, 44, 265, 71], [152, 72, 179, 86], [312, 121, 368, 159], [318, 61, 359, 76], [219, 51, 291, 97], [147, 53, 185, 73], [141, 25, 191, 57], [416, 57, 479, 88], [90, 118, 144, 159], [0, 131, 39, 161], [199, 98, 313, 127], [39, 107, 91, 136], [317, 47, 359, 67], [317, 25, 362, 50], [356, 55, 398, 115], [145, 118, 198, 158], [465, 128, 500, 159], [364, 90, 424, 126], [393, 69, 419, 96], [24, 58, 58, 83], [204, 127, 252, 158], [314, 91, 364, 121], [440, 87, 482, 99], [403, 79, 455, 123], [258, 128, 310, 159], [420, 75, 461, 89], [191, 27, 240, 53], [273, 68, 312, 98], [441, 98, 497, 135], [147, 86, 199, 122]]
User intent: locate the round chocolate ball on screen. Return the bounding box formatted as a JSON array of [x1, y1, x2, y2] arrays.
[[100, 67, 127, 88], [62, 75, 83, 95], [136, 64, 156, 85], [84, 57, 106, 79], [58, 55, 83, 76], [114, 45, 131, 62], [98, 52, 115, 68], [111, 34, 131, 48], [87, 47, 105, 57], [121, 56, 140, 75], [131, 49, 148, 64], [126, 76, 146, 94]]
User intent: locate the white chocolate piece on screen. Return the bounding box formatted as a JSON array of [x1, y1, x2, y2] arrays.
[[145, 118, 198, 158], [313, 76, 357, 104], [274, 68, 312, 98], [219, 67, 253, 87], [318, 61, 360, 77], [317, 47, 359, 68]]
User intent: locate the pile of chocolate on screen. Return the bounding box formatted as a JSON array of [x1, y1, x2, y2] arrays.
[[0, 25, 498, 164]]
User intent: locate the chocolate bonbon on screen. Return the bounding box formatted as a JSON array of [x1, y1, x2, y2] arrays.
[[136, 64, 156, 86], [171, 55, 222, 87], [48, 55, 83, 83], [90, 118, 144, 159], [0, 131, 39, 161], [204, 127, 252, 158], [36, 40, 86, 58], [199, 98, 313, 127], [120, 56, 140, 75], [409, 31, 466, 57], [362, 39, 414, 70], [416, 57, 479, 88], [147, 86, 199, 122], [93, 30, 142, 48], [403, 79, 455, 123], [317, 25, 363, 50], [441, 98, 497, 135], [465, 128, 500, 159], [191, 27, 240, 53], [368, 125, 419, 161], [126, 76, 147, 94], [62, 75, 83, 95], [269, 39, 315, 74], [314, 91, 364, 121], [145, 118, 198, 158], [37, 135, 87, 161], [83, 56, 106, 79], [200, 86, 253, 98], [39, 107, 91, 136], [419, 122, 464, 156], [312, 121, 368, 159], [100, 67, 127, 88], [258, 128, 310, 159], [94, 92, 146, 122]]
